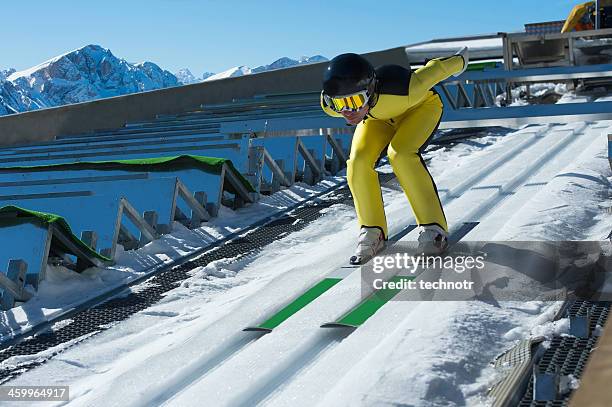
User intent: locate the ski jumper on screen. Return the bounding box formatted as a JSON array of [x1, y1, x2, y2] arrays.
[[320, 55, 464, 238]]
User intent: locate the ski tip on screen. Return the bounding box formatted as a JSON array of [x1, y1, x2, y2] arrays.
[[320, 322, 358, 329], [242, 326, 273, 333]]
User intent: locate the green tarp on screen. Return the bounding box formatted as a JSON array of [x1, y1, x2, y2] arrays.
[[0, 205, 112, 262], [0, 155, 256, 193], [0, 155, 257, 267], [466, 61, 499, 72]]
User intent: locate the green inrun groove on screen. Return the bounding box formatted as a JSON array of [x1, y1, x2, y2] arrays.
[[335, 275, 415, 327], [256, 277, 342, 330]]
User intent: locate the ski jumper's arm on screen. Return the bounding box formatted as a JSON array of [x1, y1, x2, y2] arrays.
[[320, 91, 343, 117], [407, 55, 465, 107]]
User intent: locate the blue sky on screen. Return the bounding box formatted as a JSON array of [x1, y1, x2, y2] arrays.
[[1, 1, 574, 76]]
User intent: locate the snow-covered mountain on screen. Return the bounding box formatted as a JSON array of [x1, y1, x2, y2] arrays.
[[251, 55, 327, 74], [1, 48, 328, 116], [201, 71, 215, 81], [0, 68, 35, 115], [204, 66, 253, 82], [175, 68, 199, 85], [201, 55, 328, 82], [175, 69, 216, 84], [0, 45, 179, 116]]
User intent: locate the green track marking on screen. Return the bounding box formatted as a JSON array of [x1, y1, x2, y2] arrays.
[[244, 277, 342, 332], [242, 224, 418, 333], [322, 275, 414, 328]]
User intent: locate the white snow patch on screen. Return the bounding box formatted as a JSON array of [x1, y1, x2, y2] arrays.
[[0, 331, 98, 373]]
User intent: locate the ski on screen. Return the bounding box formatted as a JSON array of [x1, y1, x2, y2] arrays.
[[243, 224, 418, 332], [320, 222, 479, 329]]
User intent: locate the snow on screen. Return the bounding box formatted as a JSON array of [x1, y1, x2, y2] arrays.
[[251, 55, 328, 74], [561, 374, 581, 392], [201, 72, 215, 80], [204, 66, 252, 81], [1, 91, 611, 406], [175, 68, 199, 85], [0, 332, 99, 377]]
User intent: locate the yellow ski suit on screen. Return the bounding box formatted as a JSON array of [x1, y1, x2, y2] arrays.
[[321, 55, 465, 238]]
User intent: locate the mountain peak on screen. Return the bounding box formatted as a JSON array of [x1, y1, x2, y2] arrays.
[[204, 66, 252, 82], [250, 55, 328, 75], [175, 68, 199, 85], [2, 44, 178, 114]]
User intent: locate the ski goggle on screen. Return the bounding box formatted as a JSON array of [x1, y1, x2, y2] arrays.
[[324, 90, 370, 112]]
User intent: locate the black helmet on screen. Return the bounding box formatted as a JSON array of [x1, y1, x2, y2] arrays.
[[322, 53, 375, 97]]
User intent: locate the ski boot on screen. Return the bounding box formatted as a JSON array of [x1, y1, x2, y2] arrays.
[[417, 225, 449, 255], [350, 226, 386, 265]]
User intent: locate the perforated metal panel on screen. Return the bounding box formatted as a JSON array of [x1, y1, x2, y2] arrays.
[[518, 301, 611, 406]]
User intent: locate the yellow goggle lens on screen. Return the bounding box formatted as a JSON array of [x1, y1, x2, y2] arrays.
[[329, 92, 367, 112]]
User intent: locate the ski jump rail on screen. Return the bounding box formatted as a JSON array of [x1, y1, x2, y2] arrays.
[[441, 101, 612, 129], [209, 97, 612, 132], [438, 62, 612, 128]]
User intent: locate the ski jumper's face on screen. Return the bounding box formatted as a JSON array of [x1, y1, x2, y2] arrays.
[[341, 105, 370, 125]]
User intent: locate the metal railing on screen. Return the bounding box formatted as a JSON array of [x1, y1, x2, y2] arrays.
[[502, 27, 612, 70]]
